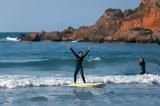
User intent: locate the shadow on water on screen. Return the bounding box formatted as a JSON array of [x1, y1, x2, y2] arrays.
[[14, 96, 48, 106], [54, 87, 105, 106], [73, 88, 95, 100], [28, 96, 48, 102], [72, 87, 111, 106]]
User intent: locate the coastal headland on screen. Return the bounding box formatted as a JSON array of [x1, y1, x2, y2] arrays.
[[19, 0, 160, 43]]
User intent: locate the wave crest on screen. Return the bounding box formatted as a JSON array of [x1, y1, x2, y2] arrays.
[[0, 74, 159, 89]]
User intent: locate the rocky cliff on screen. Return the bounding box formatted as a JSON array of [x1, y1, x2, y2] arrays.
[[22, 0, 160, 43]]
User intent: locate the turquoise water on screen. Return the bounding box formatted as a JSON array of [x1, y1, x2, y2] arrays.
[[0, 36, 160, 106]]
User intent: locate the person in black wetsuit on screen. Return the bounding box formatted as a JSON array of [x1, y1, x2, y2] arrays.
[[139, 57, 146, 74], [68, 44, 90, 84]]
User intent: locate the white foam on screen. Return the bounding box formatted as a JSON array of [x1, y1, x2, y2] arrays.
[[88, 57, 101, 62], [87, 74, 160, 84], [6, 37, 20, 42], [71, 40, 78, 43], [0, 74, 159, 89], [0, 59, 48, 63]]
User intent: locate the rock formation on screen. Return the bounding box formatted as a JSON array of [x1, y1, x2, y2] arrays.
[[21, 0, 160, 43]]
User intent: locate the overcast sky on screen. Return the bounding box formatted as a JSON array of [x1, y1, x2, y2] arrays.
[[0, 0, 140, 32]]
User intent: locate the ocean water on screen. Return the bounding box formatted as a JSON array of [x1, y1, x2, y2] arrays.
[[0, 34, 160, 106]]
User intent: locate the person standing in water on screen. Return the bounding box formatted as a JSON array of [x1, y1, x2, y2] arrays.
[[139, 57, 146, 74], [68, 44, 90, 84]]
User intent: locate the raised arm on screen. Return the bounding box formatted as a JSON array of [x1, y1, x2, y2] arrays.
[[68, 44, 78, 57], [83, 47, 90, 58], [70, 48, 78, 57]]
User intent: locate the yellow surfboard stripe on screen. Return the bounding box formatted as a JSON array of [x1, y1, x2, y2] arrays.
[[67, 83, 105, 87]]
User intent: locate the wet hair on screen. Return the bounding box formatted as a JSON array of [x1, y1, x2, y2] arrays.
[[140, 57, 144, 61], [139, 57, 145, 63], [78, 51, 83, 55]]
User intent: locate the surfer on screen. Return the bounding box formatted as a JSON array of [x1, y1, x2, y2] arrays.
[[68, 44, 90, 84], [139, 57, 146, 74]]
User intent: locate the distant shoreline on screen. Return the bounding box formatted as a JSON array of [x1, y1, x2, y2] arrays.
[[0, 32, 159, 43]]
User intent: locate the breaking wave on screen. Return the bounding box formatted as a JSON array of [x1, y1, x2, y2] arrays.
[[6, 36, 20, 42], [0, 74, 159, 89]]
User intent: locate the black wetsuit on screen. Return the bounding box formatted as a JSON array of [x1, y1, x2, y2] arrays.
[[139, 60, 146, 74], [70, 48, 89, 83]]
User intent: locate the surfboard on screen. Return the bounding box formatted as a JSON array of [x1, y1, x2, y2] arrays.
[[66, 83, 106, 88]]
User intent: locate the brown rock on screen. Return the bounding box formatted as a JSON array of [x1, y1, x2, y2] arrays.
[[20, 0, 160, 43]]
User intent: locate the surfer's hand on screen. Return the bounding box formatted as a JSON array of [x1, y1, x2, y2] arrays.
[[88, 47, 91, 50]]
